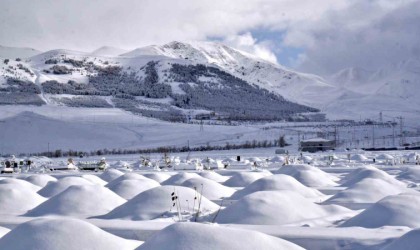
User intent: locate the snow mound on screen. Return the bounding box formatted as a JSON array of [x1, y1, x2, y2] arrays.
[[397, 167, 420, 182], [0, 178, 41, 192], [268, 155, 285, 163], [25, 175, 57, 187], [198, 171, 229, 182], [112, 160, 132, 169], [0, 184, 46, 215], [231, 174, 324, 200], [81, 174, 108, 186], [137, 222, 304, 250], [341, 193, 420, 228], [341, 167, 404, 187], [273, 164, 338, 187], [97, 186, 219, 221], [161, 172, 203, 186], [326, 178, 409, 203], [216, 191, 348, 225], [142, 173, 171, 183], [224, 172, 270, 187], [38, 176, 94, 197], [0, 218, 141, 250], [105, 173, 152, 187], [99, 169, 124, 182], [181, 177, 235, 200], [27, 184, 126, 217], [350, 154, 368, 162], [382, 228, 420, 250], [376, 153, 394, 160], [107, 179, 160, 200]]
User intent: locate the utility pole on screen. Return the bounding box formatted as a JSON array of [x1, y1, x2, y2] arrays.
[[399, 116, 404, 146], [392, 120, 396, 147], [297, 131, 301, 151], [372, 125, 375, 148], [334, 126, 337, 147], [379, 112, 383, 123], [48, 142, 50, 157]]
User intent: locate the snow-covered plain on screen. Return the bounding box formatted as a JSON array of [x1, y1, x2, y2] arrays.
[[0, 149, 419, 249]]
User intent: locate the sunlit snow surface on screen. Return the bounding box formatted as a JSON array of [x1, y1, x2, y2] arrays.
[[0, 149, 419, 249]]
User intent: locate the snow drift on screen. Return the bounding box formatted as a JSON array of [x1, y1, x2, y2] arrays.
[[215, 191, 349, 225], [0, 184, 46, 215], [231, 174, 324, 200], [25, 175, 57, 187], [136, 222, 304, 250], [0, 218, 141, 250], [181, 177, 235, 200], [326, 178, 410, 204], [223, 171, 271, 187], [382, 228, 420, 250], [273, 164, 338, 187], [107, 179, 160, 200], [341, 193, 420, 228], [27, 184, 126, 218], [38, 176, 94, 197]]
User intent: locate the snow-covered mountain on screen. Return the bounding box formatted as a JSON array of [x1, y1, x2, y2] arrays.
[[0, 44, 318, 122], [1, 41, 420, 123], [327, 59, 420, 122], [122, 41, 342, 108], [0, 45, 42, 59], [91, 46, 128, 57]]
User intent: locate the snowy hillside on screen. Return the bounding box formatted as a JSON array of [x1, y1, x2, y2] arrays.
[[328, 59, 420, 122], [0, 45, 317, 122], [122, 41, 343, 108], [91, 46, 128, 57], [1, 41, 420, 124], [0, 45, 42, 59]]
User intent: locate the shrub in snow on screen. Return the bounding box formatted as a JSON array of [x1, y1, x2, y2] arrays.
[[169, 63, 318, 121], [50, 65, 70, 74], [54, 96, 112, 108], [96, 185, 218, 221]]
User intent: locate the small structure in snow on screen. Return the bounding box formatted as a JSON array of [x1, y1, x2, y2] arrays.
[[300, 138, 335, 153]]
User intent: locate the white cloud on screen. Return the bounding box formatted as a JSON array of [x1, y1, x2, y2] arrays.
[[0, 0, 348, 52], [224, 33, 278, 64], [285, 0, 420, 75]]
